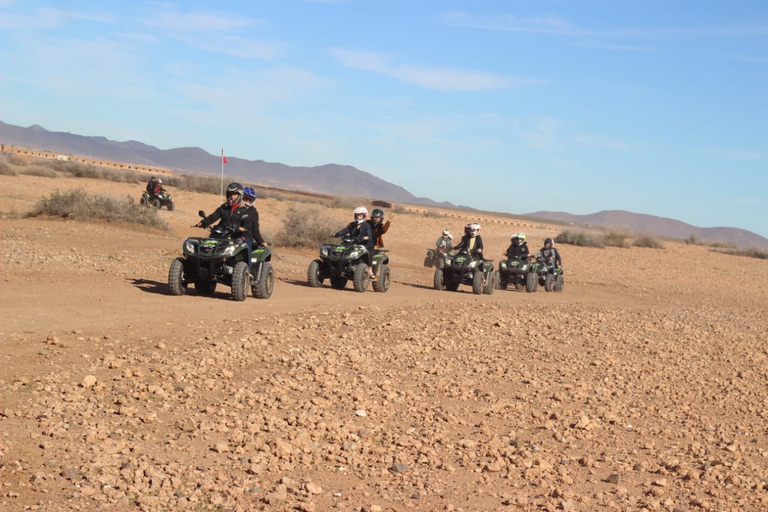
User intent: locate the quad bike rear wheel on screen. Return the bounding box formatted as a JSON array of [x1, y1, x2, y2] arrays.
[[544, 273, 554, 292], [195, 279, 217, 296], [472, 270, 485, 295], [330, 276, 348, 289], [372, 265, 391, 293], [151, 198, 161, 209], [167, 200, 175, 211], [554, 274, 564, 292], [526, 271, 538, 293], [483, 270, 496, 295]]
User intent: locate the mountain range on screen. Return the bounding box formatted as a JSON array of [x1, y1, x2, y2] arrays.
[[2, 120, 766, 250]]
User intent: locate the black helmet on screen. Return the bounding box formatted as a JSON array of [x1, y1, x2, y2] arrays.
[[226, 182, 244, 206], [544, 238, 554, 246], [371, 208, 384, 221]]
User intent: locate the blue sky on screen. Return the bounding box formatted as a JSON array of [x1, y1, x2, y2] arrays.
[[1, 0, 766, 237]]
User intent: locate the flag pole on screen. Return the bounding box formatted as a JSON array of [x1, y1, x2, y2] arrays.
[[220, 147, 224, 203]]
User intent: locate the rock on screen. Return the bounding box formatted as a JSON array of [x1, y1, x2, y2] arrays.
[[81, 375, 97, 388], [391, 463, 409, 473]]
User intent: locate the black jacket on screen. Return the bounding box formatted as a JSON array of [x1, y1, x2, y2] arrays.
[[201, 203, 254, 240], [336, 221, 374, 251], [453, 234, 483, 257], [505, 242, 529, 260], [242, 205, 266, 245]]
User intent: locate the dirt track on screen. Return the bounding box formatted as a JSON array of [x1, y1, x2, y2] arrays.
[[1, 174, 767, 511]]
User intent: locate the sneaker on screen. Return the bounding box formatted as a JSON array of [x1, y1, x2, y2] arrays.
[[368, 270, 375, 278]]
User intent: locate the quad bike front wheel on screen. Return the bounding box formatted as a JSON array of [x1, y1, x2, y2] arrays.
[[433, 268, 445, 290], [167, 200, 175, 211], [231, 261, 250, 301], [526, 272, 538, 293], [252, 262, 274, 299], [307, 260, 323, 287], [353, 264, 370, 293], [544, 273, 554, 292], [151, 198, 161, 209], [168, 258, 187, 295], [472, 270, 485, 295], [483, 271, 496, 295], [554, 274, 564, 292]]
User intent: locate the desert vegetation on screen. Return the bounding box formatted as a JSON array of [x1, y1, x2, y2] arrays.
[[272, 206, 338, 248], [27, 188, 168, 229]]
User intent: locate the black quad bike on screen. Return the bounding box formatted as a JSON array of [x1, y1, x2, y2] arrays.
[[168, 211, 274, 301], [307, 237, 391, 293], [433, 251, 496, 295], [495, 257, 533, 291], [141, 191, 175, 211], [526, 257, 565, 293], [423, 246, 452, 268]]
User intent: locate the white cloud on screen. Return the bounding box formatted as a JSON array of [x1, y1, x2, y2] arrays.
[[330, 48, 543, 91], [526, 119, 563, 152], [141, 5, 257, 33], [692, 147, 764, 161]]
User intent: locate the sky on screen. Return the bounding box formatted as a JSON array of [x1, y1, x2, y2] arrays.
[[1, 0, 767, 238]]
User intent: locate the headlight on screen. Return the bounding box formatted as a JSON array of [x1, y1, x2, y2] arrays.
[[184, 240, 196, 254], [348, 250, 359, 259], [444, 258, 451, 267], [320, 246, 330, 258], [221, 245, 236, 257]]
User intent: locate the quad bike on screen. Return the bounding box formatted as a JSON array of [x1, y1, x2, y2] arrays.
[[526, 257, 565, 293], [424, 246, 452, 268], [433, 251, 496, 295], [307, 237, 391, 293], [495, 256, 532, 291], [168, 211, 274, 301], [141, 190, 175, 211]]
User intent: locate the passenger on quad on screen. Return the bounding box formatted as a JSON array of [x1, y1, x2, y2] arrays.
[[436, 229, 453, 251], [367, 208, 392, 248], [505, 232, 530, 261], [335, 206, 375, 277], [242, 186, 268, 249], [145, 177, 165, 202], [453, 223, 484, 258], [195, 182, 257, 269], [534, 237, 562, 271]]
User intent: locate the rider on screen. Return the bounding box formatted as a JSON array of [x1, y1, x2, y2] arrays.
[[152, 178, 165, 197], [534, 237, 562, 273], [435, 229, 453, 251], [242, 186, 268, 250], [505, 232, 530, 261], [196, 182, 256, 270], [452, 223, 484, 259], [335, 206, 375, 277], [367, 208, 391, 248], [146, 176, 157, 196]]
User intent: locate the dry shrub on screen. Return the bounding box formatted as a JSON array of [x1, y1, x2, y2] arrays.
[[27, 188, 168, 230], [327, 196, 357, 210], [21, 165, 58, 178], [602, 230, 629, 248], [633, 234, 665, 249], [713, 247, 768, 260], [0, 156, 19, 176], [274, 206, 338, 248], [554, 230, 605, 248], [423, 209, 445, 218]]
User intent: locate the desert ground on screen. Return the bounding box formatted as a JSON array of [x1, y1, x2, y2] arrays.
[[1, 172, 767, 512]]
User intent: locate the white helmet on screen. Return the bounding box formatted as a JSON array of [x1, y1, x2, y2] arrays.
[[353, 206, 368, 224], [442, 229, 452, 239], [468, 223, 480, 237]]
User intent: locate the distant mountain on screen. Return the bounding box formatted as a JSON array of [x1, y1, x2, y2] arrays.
[[0, 121, 449, 207], [526, 210, 768, 250]]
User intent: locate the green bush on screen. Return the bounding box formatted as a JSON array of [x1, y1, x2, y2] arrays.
[[632, 234, 665, 249], [554, 230, 605, 248], [273, 206, 338, 248], [27, 188, 168, 229]]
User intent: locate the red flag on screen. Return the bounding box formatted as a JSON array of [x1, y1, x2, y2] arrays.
[[221, 149, 227, 164]]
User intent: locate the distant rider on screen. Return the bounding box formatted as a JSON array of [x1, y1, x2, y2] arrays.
[[505, 232, 530, 261], [335, 206, 375, 277], [146, 176, 157, 196], [452, 223, 484, 259], [195, 182, 256, 270], [367, 208, 392, 249], [534, 237, 562, 273], [436, 229, 453, 251]]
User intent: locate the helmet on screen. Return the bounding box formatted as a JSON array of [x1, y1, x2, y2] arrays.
[[353, 206, 368, 223], [226, 182, 244, 206], [515, 232, 526, 245], [243, 186, 257, 203], [468, 223, 480, 237], [544, 237, 554, 246], [442, 229, 450, 237], [156, 178, 162, 184], [149, 176, 156, 182], [371, 208, 384, 221]]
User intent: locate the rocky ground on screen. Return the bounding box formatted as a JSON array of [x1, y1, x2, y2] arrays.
[[1, 173, 767, 511]]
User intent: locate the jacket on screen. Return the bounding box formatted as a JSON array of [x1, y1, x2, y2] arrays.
[[336, 221, 374, 251], [368, 219, 391, 248], [505, 242, 529, 260], [200, 203, 253, 240], [453, 234, 483, 257]]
